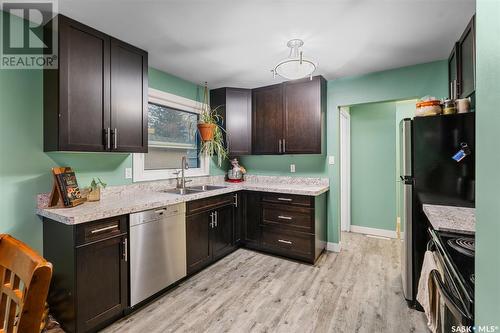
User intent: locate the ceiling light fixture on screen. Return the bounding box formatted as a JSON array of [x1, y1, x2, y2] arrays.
[[272, 39, 317, 80]]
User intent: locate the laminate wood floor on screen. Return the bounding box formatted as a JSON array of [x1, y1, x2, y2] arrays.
[[102, 232, 428, 333]]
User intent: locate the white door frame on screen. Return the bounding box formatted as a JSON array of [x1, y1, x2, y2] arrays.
[[340, 107, 351, 232]]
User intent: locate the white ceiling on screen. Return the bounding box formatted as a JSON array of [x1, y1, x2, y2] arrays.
[[59, 0, 475, 89]]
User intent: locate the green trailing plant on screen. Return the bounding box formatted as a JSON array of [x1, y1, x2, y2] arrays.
[[90, 177, 107, 191], [198, 83, 229, 167]]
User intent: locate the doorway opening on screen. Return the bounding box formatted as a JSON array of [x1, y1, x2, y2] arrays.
[[339, 99, 417, 239]]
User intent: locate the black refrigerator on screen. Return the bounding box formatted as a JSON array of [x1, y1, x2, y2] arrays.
[[399, 112, 475, 307]]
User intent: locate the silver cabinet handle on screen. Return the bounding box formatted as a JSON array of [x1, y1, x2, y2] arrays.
[[278, 139, 282, 153], [112, 128, 118, 149], [214, 211, 218, 227], [90, 225, 118, 234], [278, 215, 292, 220], [210, 212, 214, 228], [234, 194, 238, 208], [123, 238, 128, 262], [277, 197, 292, 202], [283, 139, 286, 153], [278, 239, 292, 245], [105, 127, 111, 150]]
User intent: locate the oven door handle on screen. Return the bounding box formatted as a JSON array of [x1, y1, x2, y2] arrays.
[[430, 270, 473, 323]]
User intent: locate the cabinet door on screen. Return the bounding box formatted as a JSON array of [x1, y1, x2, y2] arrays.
[[58, 16, 110, 151], [226, 89, 252, 155], [448, 43, 459, 99], [284, 77, 324, 154], [458, 16, 475, 98], [243, 191, 261, 248], [110, 38, 148, 153], [76, 235, 127, 332], [211, 205, 234, 261], [252, 84, 284, 154], [233, 192, 243, 245], [186, 211, 212, 275]]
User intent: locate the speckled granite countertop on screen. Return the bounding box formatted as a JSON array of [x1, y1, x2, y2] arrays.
[[36, 175, 329, 225], [422, 204, 475, 235]]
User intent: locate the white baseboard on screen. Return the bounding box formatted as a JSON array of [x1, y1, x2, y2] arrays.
[[349, 225, 397, 239], [326, 242, 342, 252]]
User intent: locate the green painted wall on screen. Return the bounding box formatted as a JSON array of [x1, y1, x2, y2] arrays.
[[327, 60, 448, 243], [238, 155, 327, 177], [475, 0, 500, 325], [0, 9, 205, 252], [350, 101, 397, 231]]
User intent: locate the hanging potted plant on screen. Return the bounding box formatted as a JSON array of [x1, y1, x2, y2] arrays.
[[197, 82, 228, 167]]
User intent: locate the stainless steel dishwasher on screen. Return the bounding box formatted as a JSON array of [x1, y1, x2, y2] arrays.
[[129, 202, 186, 307]]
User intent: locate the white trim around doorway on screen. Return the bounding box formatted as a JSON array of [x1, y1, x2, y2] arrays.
[[339, 107, 351, 232]]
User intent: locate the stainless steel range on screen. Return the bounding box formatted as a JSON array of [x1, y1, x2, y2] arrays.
[[428, 229, 474, 330]]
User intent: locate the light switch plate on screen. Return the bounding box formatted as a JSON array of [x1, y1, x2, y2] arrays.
[[328, 156, 335, 165], [125, 168, 132, 179], [290, 164, 296, 173]]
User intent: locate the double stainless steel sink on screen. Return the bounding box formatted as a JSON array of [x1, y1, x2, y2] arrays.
[[162, 185, 227, 195]]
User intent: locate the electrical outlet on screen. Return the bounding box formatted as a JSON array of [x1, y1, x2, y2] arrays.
[[125, 168, 132, 179], [290, 164, 296, 173], [328, 156, 335, 165]]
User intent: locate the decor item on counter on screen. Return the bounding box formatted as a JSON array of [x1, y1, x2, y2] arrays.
[[86, 178, 107, 202], [271, 39, 317, 80], [456, 97, 471, 113], [415, 97, 442, 117], [198, 82, 229, 167], [442, 99, 457, 115], [49, 167, 84, 208], [226, 158, 247, 182]]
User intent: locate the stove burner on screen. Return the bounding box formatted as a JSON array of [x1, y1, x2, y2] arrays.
[[447, 237, 475, 257], [470, 274, 475, 284]]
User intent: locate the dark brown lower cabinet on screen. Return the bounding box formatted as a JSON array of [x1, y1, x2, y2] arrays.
[[186, 194, 237, 275], [212, 204, 235, 261], [186, 210, 213, 274], [242, 191, 326, 264], [43, 216, 128, 333], [241, 191, 262, 249]]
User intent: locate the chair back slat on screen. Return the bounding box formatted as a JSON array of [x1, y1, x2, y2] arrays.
[[0, 235, 52, 333]]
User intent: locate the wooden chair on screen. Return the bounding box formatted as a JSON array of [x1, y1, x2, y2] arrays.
[[0, 234, 53, 333]]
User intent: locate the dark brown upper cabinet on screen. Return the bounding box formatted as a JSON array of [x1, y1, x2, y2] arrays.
[[448, 43, 459, 100], [110, 39, 148, 152], [252, 76, 325, 155], [458, 15, 475, 99], [448, 15, 475, 100], [44, 15, 148, 153], [252, 83, 284, 154], [284, 77, 325, 154], [210, 88, 252, 155]]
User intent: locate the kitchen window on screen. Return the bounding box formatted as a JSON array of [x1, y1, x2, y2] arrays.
[[133, 88, 209, 182]]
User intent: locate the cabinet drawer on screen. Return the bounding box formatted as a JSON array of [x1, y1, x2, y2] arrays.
[[76, 216, 127, 246], [261, 226, 314, 260], [261, 193, 313, 207], [187, 193, 235, 215], [261, 203, 313, 232]]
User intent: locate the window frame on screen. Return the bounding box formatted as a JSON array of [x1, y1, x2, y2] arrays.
[[133, 88, 209, 182]]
